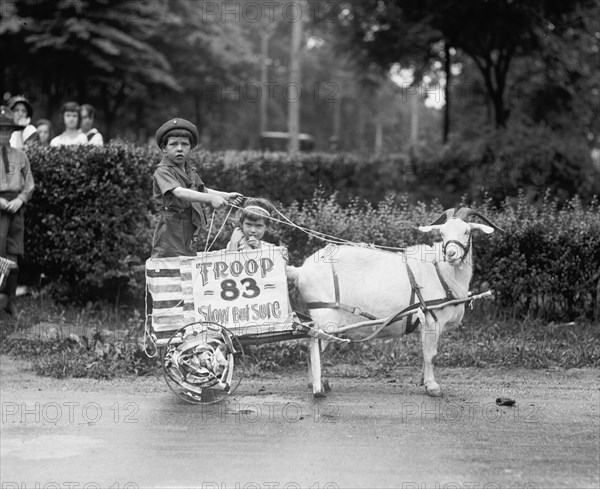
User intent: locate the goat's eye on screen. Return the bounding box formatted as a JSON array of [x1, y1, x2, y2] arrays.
[[465, 230, 470, 235]]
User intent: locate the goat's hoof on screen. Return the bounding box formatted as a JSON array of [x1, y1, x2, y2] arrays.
[[322, 379, 331, 392], [313, 390, 327, 398], [425, 383, 442, 397]]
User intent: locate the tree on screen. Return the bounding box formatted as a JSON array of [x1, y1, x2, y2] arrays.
[[1, 0, 259, 141], [1, 0, 181, 136], [317, 0, 596, 128]]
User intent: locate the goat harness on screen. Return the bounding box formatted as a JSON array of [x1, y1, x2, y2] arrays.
[[305, 260, 458, 339]]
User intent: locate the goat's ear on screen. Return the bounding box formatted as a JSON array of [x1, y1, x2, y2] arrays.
[[418, 225, 439, 233], [469, 222, 494, 234]]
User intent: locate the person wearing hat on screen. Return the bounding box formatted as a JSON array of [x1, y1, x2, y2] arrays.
[[8, 95, 39, 150], [0, 106, 35, 316], [151, 117, 243, 258]]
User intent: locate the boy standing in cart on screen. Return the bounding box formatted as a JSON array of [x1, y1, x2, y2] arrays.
[[0, 106, 35, 316], [151, 118, 243, 258]]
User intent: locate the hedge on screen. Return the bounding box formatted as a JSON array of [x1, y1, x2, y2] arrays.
[[23, 144, 155, 301], [20, 144, 600, 321]]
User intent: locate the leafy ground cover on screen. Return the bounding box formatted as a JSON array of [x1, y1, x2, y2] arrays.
[[1, 293, 598, 381]]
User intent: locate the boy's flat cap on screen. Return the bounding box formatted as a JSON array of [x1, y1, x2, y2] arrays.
[[155, 118, 199, 148]]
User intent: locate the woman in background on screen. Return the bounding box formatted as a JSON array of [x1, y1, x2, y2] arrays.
[[50, 101, 87, 147], [8, 95, 39, 149]]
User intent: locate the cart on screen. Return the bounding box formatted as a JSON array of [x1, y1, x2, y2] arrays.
[[145, 244, 493, 405]]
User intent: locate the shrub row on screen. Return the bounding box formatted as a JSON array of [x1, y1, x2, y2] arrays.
[[21, 144, 599, 321], [268, 192, 600, 321], [23, 144, 155, 301]]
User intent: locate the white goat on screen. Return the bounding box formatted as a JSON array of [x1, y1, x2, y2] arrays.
[[287, 208, 502, 397]]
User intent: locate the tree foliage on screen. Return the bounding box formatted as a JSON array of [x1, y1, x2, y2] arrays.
[[318, 0, 599, 130]]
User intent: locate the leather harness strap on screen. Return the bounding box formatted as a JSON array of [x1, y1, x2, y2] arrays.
[[306, 264, 378, 320], [434, 261, 455, 300], [306, 260, 458, 336], [405, 261, 438, 333]]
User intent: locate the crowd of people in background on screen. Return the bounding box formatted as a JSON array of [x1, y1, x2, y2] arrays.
[[1, 95, 105, 316], [5, 94, 104, 149]]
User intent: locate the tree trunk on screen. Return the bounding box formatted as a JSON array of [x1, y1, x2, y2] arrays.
[[374, 118, 383, 156], [260, 31, 271, 136], [470, 50, 512, 128], [409, 90, 419, 145], [443, 41, 451, 143], [287, 1, 304, 153], [103, 83, 126, 141], [194, 89, 203, 138]]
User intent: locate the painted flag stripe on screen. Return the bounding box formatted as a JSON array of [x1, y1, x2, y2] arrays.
[[152, 299, 185, 309], [148, 283, 181, 294], [146, 268, 180, 278]]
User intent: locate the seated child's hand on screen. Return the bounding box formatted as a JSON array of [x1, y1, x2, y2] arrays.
[[230, 227, 245, 244], [247, 236, 260, 249]]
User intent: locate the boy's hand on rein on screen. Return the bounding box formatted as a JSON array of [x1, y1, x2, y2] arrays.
[[209, 195, 228, 209], [227, 193, 244, 206]]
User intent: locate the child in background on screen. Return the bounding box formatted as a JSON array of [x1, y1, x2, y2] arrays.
[[227, 198, 275, 251], [0, 106, 35, 316], [80, 104, 104, 146], [35, 119, 52, 146]]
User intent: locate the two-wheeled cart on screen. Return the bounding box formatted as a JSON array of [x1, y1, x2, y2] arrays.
[[145, 245, 492, 404]]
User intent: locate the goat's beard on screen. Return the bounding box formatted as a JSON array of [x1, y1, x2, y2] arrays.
[[446, 255, 462, 265]]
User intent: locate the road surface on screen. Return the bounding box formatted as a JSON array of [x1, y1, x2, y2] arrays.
[[1, 355, 598, 489]]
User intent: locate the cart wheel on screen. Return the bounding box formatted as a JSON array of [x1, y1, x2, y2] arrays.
[[162, 321, 246, 405]]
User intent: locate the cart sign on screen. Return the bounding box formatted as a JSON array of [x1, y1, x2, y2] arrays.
[[192, 246, 290, 334]]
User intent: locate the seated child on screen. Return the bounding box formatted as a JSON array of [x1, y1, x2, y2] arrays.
[[227, 198, 275, 251]]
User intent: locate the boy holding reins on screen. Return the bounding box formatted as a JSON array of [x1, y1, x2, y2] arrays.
[[152, 118, 243, 258]]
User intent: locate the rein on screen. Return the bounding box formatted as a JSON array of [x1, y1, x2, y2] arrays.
[[306, 259, 460, 342]]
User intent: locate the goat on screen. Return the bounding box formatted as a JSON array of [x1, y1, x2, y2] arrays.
[[287, 208, 503, 397]]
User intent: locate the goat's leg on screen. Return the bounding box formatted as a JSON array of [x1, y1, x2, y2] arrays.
[[308, 337, 329, 397], [420, 314, 443, 397]]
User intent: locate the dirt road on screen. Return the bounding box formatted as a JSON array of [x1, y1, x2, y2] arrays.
[[1, 355, 598, 489]]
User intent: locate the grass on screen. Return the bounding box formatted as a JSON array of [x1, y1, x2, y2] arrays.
[[1, 292, 598, 381], [0, 291, 160, 379]]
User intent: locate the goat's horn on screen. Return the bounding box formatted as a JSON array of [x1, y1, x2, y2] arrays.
[[428, 208, 456, 226], [456, 207, 505, 233]]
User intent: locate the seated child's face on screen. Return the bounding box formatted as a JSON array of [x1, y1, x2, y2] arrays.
[[241, 216, 267, 240], [164, 136, 191, 162]]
